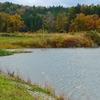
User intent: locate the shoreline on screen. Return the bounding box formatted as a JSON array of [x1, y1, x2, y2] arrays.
[[0, 49, 32, 56], [0, 70, 66, 100]]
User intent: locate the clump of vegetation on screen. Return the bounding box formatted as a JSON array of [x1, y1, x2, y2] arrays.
[[45, 34, 94, 48], [0, 49, 32, 56], [85, 30, 100, 46], [0, 49, 13, 56]]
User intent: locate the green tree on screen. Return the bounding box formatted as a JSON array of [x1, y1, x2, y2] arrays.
[[56, 12, 67, 32], [43, 12, 56, 33], [67, 6, 75, 32], [33, 14, 42, 32]]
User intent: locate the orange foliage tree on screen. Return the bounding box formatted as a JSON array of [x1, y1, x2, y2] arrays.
[[85, 15, 95, 31], [69, 13, 100, 32], [96, 19, 100, 32]]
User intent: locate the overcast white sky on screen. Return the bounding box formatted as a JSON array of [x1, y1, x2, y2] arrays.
[[0, 0, 100, 7]]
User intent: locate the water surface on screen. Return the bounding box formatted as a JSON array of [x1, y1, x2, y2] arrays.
[[0, 48, 100, 100]]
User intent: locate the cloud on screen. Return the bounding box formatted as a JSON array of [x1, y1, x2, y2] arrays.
[[0, 0, 99, 7]]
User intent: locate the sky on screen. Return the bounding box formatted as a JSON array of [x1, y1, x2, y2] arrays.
[[0, 0, 100, 7]]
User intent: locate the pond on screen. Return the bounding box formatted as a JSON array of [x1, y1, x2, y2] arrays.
[[0, 48, 100, 100]]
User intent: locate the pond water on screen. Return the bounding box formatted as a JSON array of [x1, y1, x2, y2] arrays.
[[0, 48, 100, 100]]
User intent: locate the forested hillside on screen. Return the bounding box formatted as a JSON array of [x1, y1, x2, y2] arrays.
[[0, 2, 100, 33]]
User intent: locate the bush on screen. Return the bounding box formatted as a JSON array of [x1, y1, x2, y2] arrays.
[[85, 30, 100, 46], [46, 36, 64, 48], [62, 37, 79, 47]]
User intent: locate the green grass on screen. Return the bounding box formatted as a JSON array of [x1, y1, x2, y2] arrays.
[[0, 49, 13, 56], [30, 83, 54, 97], [0, 49, 32, 56], [0, 36, 34, 48], [0, 74, 34, 100]]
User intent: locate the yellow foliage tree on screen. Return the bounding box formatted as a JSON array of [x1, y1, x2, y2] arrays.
[[0, 13, 9, 31], [7, 14, 24, 33], [69, 13, 85, 32]]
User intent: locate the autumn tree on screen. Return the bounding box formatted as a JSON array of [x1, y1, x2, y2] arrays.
[[96, 18, 100, 32], [69, 13, 100, 32], [56, 12, 67, 32], [1, 2, 100, 33], [0, 12, 9, 32], [0, 13, 5, 31], [69, 13, 85, 32], [85, 15, 95, 31], [7, 13, 24, 33], [85, 14, 99, 31]]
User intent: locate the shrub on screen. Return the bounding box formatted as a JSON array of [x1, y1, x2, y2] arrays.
[[62, 37, 79, 47], [46, 36, 64, 48], [85, 30, 100, 46]]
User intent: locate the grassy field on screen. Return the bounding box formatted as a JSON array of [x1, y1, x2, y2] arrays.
[[0, 36, 34, 48], [0, 31, 99, 49]]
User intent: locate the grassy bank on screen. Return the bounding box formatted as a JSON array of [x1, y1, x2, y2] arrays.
[[0, 72, 52, 100], [0, 73, 34, 100], [0, 71, 67, 100], [0, 49, 13, 56], [0, 49, 32, 56], [0, 31, 100, 49]]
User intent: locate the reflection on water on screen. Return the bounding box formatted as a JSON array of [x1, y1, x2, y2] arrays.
[[0, 48, 100, 100]]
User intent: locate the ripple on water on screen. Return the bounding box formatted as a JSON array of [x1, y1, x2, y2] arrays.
[[0, 48, 100, 100]]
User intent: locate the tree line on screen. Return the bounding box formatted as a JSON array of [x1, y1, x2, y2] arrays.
[[0, 2, 100, 33]]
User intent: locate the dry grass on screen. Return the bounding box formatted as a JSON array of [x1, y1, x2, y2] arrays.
[[45, 80, 53, 94], [0, 32, 96, 49], [57, 93, 73, 100]]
